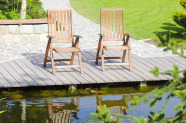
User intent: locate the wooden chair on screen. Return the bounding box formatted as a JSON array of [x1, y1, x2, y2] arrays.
[[44, 10, 83, 73], [95, 9, 132, 70]]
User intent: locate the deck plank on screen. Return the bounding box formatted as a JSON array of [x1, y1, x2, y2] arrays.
[[14, 59, 45, 86], [54, 53, 81, 84], [108, 50, 159, 81], [83, 50, 121, 82], [27, 55, 63, 85], [20, 58, 55, 86], [132, 54, 167, 80], [0, 73, 10, 87], [8, 60, 38, 86], [33, 53, 72, 85], [91, 50, 130, 82], [0, 49, 185, 88], [81, 50, 114, 83], [0, 64, 20, 87], [62, 53, 98, 83], [107, 50, 151, 81], [2, 62, 30, 87]]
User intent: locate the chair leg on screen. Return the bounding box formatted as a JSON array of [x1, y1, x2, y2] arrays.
[[101, 46, 105, 71], [50, 44, 55, 73], [122, 50, 126, 63], [44, 41, 50, 67], [128, 49, 132, 70], [78, 51, 83, 73], [96, 40, 101, 64], [70, 52, 75, 65]]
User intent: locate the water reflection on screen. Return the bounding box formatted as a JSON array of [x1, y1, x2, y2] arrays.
[[46, 97, 80, 123], [96, 95, 130, 115], [0, 83, 180, 123]]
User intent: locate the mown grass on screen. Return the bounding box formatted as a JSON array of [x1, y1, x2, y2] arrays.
[[70, 0, 185, 42]]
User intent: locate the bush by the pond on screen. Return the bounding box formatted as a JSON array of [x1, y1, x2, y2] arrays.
[[0, 0, 47, 20]]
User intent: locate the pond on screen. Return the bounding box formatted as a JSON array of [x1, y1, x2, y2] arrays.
[[0, 82, 181, 123]]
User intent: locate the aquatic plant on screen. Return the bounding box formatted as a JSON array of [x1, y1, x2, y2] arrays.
[[90, 105, 119, 123], [131, 31, 186, 123]]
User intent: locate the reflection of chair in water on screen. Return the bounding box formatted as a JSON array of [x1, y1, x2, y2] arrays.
[[46, 97, 80, 123], [96, 95, 130, 115]]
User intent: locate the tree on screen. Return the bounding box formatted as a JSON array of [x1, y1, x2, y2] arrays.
[[20, 0, 26, 19]]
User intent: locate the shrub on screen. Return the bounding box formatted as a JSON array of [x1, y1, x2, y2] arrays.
[[0, 0, 47, 20], [26, 0, 47, 19], [180, 0, 186, 9], [173, 12, 186, 29], [0, 10, 7, 20], [173, 0, 186, 29]]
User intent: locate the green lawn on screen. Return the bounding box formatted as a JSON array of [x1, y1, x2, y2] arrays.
[[70, 0, 185, 40]]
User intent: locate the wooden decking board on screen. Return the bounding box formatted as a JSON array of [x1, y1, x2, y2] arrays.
[[2, 62, 30, 87], [128, 54, 161, 81], [40, 54, 73, 85], [0, 65, 20, 87], [83, 50, 122, 82], [107, 50, 150, 81], [145, 58, 173, 80], [29, 55, 63, 85], [60, 53, 92, 84], [62, 53, 98, 83], [132, 55, 167, 80], [164, 57, 186, 70], [81, 50, 114, 83], [14, 59, 45, 86], [0, 49, 185, 88], [8, 60, 38, 86], [171, 56, 186, 66], [162, 57, 185, 69], [0, 72, 10, 87], [88, 49, 142, 82], [20, 58, 55, 86], [101, 51, 131, 82], [103, 51, 137, 82], [67, 53, 106, 83], [54, 53, 81, 84], [142, 57, 171, 80]]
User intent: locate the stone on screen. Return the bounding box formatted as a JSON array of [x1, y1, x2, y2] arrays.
[[43, 24, 48, 33], [12, 35, 22, 43], [33, 25, 43, 34], [0, 37, 2, 44], [3, 36, 12, 43], [29, 35, 40, 42], [40, 33, 48, 42], [0, 25, 8, 36], [20, 25, 33, 34], [8, 25, 19, 34], [22, 36, 29, 42]]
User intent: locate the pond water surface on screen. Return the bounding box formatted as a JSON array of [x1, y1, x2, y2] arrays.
[[0, 82, 181, 123]]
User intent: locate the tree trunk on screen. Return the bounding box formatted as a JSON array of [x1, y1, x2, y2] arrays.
[[20, 0, 26, 19]]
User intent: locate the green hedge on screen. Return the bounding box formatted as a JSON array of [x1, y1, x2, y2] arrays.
[[0, 0, 47, 20]]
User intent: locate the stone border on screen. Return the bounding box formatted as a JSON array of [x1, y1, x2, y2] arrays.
[[0, 19, 48, 43]]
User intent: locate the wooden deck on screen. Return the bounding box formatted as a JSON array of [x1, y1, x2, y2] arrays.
[[0, 49, 186, 88]]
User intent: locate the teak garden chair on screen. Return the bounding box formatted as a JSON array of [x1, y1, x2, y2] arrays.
[[44, 10, 83, 73], [96, 9, 132, 71]]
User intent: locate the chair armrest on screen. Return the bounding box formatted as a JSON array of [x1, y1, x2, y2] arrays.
[[125, 34, 133, 37], [73, 35, 83, 38], [47, 36, 55, 38]]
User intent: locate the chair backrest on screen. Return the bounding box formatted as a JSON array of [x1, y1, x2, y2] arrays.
[[48, 10, 73, 43], [100, 9, 125, 41]]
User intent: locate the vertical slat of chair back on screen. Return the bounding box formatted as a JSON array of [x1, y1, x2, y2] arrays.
[[48, 10, 73, 43], [100, 9, 125, 41]]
